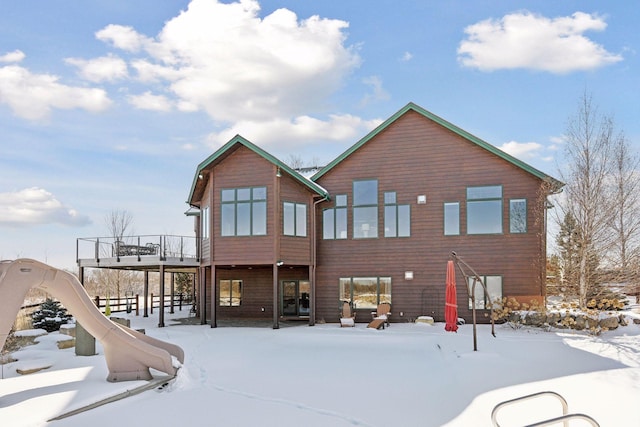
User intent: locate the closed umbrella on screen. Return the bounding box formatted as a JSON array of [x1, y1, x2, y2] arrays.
[[444, 260, 458, 332]]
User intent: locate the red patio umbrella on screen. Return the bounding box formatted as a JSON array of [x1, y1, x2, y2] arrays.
[[444, 260, 458, 332]]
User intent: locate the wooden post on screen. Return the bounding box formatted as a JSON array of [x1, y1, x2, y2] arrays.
[[150, 293, 154, 314], [135, 294, 139, 316], [143, 271, 149, 318], [158, 265, 165, 327], [170, 272, 175, 314]]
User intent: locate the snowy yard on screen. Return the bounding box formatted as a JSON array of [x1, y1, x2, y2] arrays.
[[1, 308, 639, 427]]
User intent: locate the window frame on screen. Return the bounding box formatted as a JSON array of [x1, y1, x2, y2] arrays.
[[467, 275, 502, 309], [353, 179, 378, 239], [509, 198, 527, 233], [466, 185, 503, 235], [283, 201, 307, 237], [219, 279, 243, 307], [339, 277, 391, 310], [444, 202, 460, 236], [384, 191, 410, 238], [220, 186, 267, 237], [323, 194, 348, 240]]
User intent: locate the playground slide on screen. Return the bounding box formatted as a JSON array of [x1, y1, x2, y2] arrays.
[[0, 259, 184, 382]]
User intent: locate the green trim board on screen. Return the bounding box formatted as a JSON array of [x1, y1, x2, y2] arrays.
[[311, 102, 564, 192], [187, 134, 329, 204]]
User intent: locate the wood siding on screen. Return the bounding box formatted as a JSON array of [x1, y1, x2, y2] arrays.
[[314, 110, 548, 323]]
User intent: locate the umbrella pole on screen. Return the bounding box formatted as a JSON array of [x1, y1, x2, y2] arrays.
[[451, 252, 496, 351]]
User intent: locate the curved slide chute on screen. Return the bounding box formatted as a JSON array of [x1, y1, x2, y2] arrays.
[[0, 259, 184, 382]]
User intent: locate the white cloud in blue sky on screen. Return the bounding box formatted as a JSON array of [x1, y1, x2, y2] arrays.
[[0, 188, 91, 227], [458, 11, 623, 73]]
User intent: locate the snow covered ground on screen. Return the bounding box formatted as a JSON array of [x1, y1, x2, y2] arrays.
[[1, 306, 639, 427]]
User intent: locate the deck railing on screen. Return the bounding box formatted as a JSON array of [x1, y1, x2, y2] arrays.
[[76, 234, 199, 263]]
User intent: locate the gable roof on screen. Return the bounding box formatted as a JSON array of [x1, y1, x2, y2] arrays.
[[312, 102, 563, 191], [187, 135, 329, 205]]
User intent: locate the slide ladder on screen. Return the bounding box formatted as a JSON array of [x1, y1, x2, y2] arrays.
[[491, 391, 600, 427]]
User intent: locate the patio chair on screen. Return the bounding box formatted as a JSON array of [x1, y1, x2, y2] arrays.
[[339, 301, 356, 327], [370, 302, 391, 328]]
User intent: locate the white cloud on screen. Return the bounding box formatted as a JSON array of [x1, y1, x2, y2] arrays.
[[206, 114, 381, 150], [65, 54, 128, 82], [128, 91, 172, 111], [0, 65, 112, 120], [0, 188, 91, 227], [97, 0, 361, 131], [401, 51, 413, 61], [0, 50, 25, 63], [499, 140, 543, 160], [360, 75, 390, 107], [96, 24, 152, 53], [458, 11, 622, 73]]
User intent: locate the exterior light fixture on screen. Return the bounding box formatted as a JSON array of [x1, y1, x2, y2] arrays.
[[276, 260, 284, 267], [276, 168, 281, 178], [198, 173, 204, 180]]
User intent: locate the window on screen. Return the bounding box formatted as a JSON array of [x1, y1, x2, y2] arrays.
[[467, 276, 502, 309], [283, 202, 307, 237], [444, 202, 460, 236], [221, 187, 267, 236], [201, 206, 210, 239], [384, 192, 410, 237], [323, 195, 347, 239], [219, 280, 242, 306], [339, 277, 391, 309], [510, 199, 527, 233], [353, 180, 378, 238], [467, 185, 502, 234]]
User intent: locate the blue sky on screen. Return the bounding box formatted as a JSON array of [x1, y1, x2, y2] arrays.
[[0, 0, 637, 269]]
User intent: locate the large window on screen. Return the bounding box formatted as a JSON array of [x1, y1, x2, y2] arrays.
[[353, 180, 378, 238], [509, 199, 527, 233], [283, 202, 307, 237], [384, 192, 410, 237], [219, 280, 242, 306], [221, 187, 267, 236], [467, 185, 502, 234], [323, 195, 347, 239], [339, 277, 391, 309], [467, 276, 502, 309], [444, 202, 460, 236]]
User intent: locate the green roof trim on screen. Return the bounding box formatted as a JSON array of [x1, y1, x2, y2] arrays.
[[187, 135, 329, 204], [312, 102, 563, 190]]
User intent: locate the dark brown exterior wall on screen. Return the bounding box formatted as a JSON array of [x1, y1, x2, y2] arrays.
[[314, 110, 547, 323], [198, 145, 317, 321]]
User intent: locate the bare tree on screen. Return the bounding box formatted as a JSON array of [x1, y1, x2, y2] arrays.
[[608, 135, 640, 274], [557, 92, 616, 308], [285, 154, 305, 170], [105, 209, 133, 243], [103, 209, 135, 298]]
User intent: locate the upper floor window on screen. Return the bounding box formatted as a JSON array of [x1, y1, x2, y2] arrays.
[[444, 202, 460, 236], [221, 187, 267, 236], [283, 202, 307, 237], [323, 195, 347, 239], [353, 180, 378, 238], [467, 185, 502, 234], [509, 199, 527, 233], [384, 192, 410, 237], [201, 206, 210, 239]]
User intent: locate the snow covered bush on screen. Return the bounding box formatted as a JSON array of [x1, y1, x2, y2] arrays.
[[30, 298, 73, 332]]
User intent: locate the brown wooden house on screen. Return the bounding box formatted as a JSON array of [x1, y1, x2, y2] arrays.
[[187, 102, 563, 328]]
